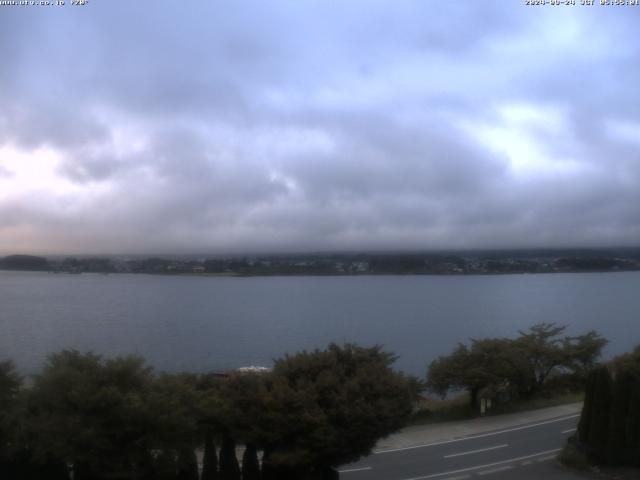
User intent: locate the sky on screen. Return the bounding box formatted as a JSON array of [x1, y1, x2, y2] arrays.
[[1, 1, 640, 255]]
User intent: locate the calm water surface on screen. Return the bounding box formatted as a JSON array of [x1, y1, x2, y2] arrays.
[[1, 271, 639, 376]]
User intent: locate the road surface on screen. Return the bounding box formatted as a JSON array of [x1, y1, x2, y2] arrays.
[[339, 412, 584, 480]]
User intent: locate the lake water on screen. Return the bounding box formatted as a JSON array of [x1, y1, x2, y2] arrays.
[[1, 270, 639, 376]]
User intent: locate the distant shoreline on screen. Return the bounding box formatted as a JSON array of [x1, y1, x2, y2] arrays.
[[2, 268, 640, 278], [3, 251, 640, 277]]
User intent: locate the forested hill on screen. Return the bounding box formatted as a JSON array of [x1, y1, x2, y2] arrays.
[[0, 255, 50, 271]]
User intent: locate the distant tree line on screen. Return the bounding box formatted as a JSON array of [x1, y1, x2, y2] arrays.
[[3, 251, 640, 276], [426, 323, 608, 408], [572, 346, 640, 468], [0, 344, 415, 480], [0, 255, 50, 271]]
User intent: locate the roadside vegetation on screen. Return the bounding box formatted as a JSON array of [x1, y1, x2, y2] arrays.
[[0, 344, 415, 480], [410, 391, 585, 426], [561, 345, 640, 474], [419, 323, 606, 422], [0, 324, 619, 478]]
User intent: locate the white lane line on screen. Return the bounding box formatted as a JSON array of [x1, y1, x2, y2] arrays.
[[536, 455, 557, 462], [338, 466, 372, 473], [477, 465, 513, 475], [376, 414, 579, 454], [443, 444, 508, 459], [398, 448, 562, 480], [562, 428, 577, 434]]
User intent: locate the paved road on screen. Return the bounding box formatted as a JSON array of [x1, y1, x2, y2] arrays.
[[339, 412, 583, 480]]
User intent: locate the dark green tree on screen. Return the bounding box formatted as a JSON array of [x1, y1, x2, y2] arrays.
[[147, 373, 202, 451], [241, 444, 261, 480], [429, 324, 607, 406], [27, 351, 157, 479], [258, 343, 413, 477], [563, 331, 608, 380], [617, 346, 640, 467], [0, 360, 21, 447], [574, 345, 640, 468], [577, 369, 596, 445], [147, 449, 178, 480], [515, 323, 569, 395], [427, 339, 528, 408], [585, 366, 612, 465], [176, 448, 198, 480], [219, 435, 241, 480], [0, 360, 30, 480], [606, 370, 634, 465], [201, 430, 219, 480], [625, 379, 640, 467]]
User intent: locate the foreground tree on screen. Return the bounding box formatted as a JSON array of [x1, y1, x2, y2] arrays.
[[0, 360, 23, 479], [427, 339, 528, 408], [241, 444, 261, 480], [574, 345, 640, 468], [27, 351, 157, 479], [201, 430, 219, 480], [516, 323, 607, 395], [515, 323, 568, 395], [176, 448, 198, 480], [427, 323, 607, 406], [258, 343, 414, 478], [219, 435, 241, 480]]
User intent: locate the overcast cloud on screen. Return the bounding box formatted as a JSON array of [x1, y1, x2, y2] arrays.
[[1, 1, 639, 255]]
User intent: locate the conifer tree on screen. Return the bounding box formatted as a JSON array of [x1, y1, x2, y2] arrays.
[[241, 444, 261, 480], [577, 369, 596, 445], [625, 379, 640, 467], [260, 449, 275, 480], [606, 371, 633, 465], [201, 430, 219, 480], [586, 366, 612, 464], [176, 448, 199, 480], [219, 435, 241, 480], [150, 449, 178, 480]]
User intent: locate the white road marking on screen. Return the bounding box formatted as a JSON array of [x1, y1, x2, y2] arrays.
[[398, 448, 562, 480], [376, 414, 579, 454], [443, 444, 508, 459], [477, 465, 513, 475], [562, 428, 577, 434], [536, 455, 557, 462], [338, 466, 372, 473]]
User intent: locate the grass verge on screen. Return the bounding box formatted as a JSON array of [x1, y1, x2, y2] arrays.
[[409, 391, 584, 426]]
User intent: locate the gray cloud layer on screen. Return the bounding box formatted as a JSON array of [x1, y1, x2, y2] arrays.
[[1, 1, 639, 254]]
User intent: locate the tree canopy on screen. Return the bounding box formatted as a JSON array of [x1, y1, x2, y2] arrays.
[[575, 345, 640, 467], [1, 344, 415, 480], [27, 351, 160, 479], [427, 323, 607, 407], [260, 344, 414, 472]]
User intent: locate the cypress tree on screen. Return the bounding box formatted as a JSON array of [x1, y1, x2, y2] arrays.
[[219, 435, 241, 480], [73, 462, 96, 480], [606, 371, 633, 466], [625, 379, 640, 467], [321, 466, 339, 480], [260, 449, 275, 480], [586, 366, 612, 465], [241, 444, 261, 480], [202, 430, 219, 480], [151, 449, 178, 480], [21, 454, 70, 480], [176, 448, 199, 480], [578, 369, 596, 445]]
